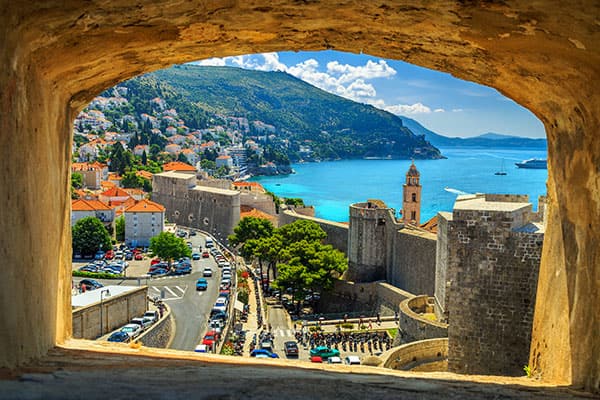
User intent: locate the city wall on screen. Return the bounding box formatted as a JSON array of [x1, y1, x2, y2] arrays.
[[388, 228, 436, 296], [446, 202, 543, 376], [72, 287, 147, 340], [398, 295, 448, 343], [240, 192, 277, 216], [381, 338, 448, 372], [318, 280, 413, 316], [152, 171, 240, 238], [280, 209, 348, 254]]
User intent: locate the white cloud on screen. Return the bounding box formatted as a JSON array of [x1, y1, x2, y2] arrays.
[[384, 102, 433, 115], [452, 108, 464, 112], [326, 60, 396, 83], [193, 58, 226, 66], [434, 108, 445, 113]]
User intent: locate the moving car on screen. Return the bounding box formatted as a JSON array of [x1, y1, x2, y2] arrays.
[[107, 331, 131, 343], [148, 268, 169, 276], [192, 253, 201, 260], [250, 349, 279, 358], [196, 278, 208, 291], [120, 323, 142, 339], [202, 268, 213, 277], [284, 341, 299, 357], [309, 346, 340, 359], [202, 251, 210, 258]]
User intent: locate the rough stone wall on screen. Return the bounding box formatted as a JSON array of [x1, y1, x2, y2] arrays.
[[346, 202, 396, 282], [72, 287, 148, 339], [137, 312, 173, 349], [239, 192, 276, 216], [446, 209, 543, 376], [318, 280, 413, 316], [382, 338, 449, 372], [388, 228, 437, 296], [398, 296, 448, 343], [280, 209, 348, 254], [152, 172, 240, 238], [1, 0, 598, 391], [434, 212, 451, 322]]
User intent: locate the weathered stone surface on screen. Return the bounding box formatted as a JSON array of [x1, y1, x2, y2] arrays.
[[0, 0, 598, 393]]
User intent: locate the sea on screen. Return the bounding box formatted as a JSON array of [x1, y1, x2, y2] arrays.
[[250, 147, 548, 223]]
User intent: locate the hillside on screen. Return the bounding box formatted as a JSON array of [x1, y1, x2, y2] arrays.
[[401, 117, 547, 149], [118, 65, 442, 161]]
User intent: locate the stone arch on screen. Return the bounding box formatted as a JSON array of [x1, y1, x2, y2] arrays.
[[1, 0, 598, 392]]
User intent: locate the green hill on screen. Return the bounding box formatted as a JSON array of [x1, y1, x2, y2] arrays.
[[119, 65, 442, 161]]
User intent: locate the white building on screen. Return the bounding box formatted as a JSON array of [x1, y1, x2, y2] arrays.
[[124, 199, 165, 247]]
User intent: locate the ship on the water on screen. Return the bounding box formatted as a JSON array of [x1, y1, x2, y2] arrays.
[[515, 158, 547, 169]]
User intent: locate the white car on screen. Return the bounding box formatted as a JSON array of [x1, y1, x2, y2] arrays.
[[121, 323, 143, 339], [195, 344, 208, 353], [143, 310, 159, 323], [328, 356, 343, 364], [130, 317, 152, 331], [345, 355, 361, 365], [215, 297, 228, 308], [203, 268, 213, 277]]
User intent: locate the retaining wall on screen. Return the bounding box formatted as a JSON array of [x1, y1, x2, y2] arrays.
[[398, 295, 448, 343], [137, 305, 172, 349], [381, 338, 448, 372]]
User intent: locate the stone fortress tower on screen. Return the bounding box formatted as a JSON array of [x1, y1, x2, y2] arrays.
[[402, 161, 422, 225]]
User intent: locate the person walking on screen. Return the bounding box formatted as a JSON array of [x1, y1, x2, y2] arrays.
[[376, 312, 381, 325]]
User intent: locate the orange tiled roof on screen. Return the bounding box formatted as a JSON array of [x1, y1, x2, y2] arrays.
[[233, 181, 264, 189], [111, 196, 136, 208], [240, 205, 276, 222], [420, 215, 438, 234], [163, 161, 196, 172], [72, 198, 111, 212], [101, 187, 131, 197], [125, 199, 166, 213], [101, 181, 116, 190], [124, 188, 145, 196], [135, 170, 153, 180], [108, 173, 122, 181]]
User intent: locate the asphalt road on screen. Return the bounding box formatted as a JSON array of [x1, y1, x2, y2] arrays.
[[73, 230, 222, 351]]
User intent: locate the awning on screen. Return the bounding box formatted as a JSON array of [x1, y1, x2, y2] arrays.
[[234, 300, 245, 312]]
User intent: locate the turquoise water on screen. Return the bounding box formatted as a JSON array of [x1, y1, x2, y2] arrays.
[[251, 147, 548, 223]]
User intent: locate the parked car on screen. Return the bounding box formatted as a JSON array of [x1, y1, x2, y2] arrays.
[[150, 258, 162, 265], [104, 250, 114, 260], [215, 297, 228, 308], [327, 356, 342, 364], [192, 253, 201, 260], [130, 317, 153, 331], [170, 264, 191, 275], [209, 311, 227, 322], [107, 331, 131, 343], [345, 355, 361, 365], [202, 268, 213, 277], [134, 253, 144, 261], [120, 323, 143, 339], [284, 341, 299, 357], [310, 356, 323, 363], [309, 346, 340, 359], [78, 279, 103, 291], [250, 349, 279, 358], [196, 278, 208, 291], [148, 268, 169, 276], [94, 251, 105, 260], [208, 319, 224, 333], [202, 330, 220, 347], [78, 264, 98, 273], [143, 310, 159, 323], [124, 252, 133, 260]]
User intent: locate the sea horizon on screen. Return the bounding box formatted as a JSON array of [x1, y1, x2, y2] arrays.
[[251, 147, 548, 223]]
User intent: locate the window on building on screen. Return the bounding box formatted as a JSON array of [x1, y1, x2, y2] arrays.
[[412, 193, 417, 202]]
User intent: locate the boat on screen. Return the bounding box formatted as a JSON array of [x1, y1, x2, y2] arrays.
[[495, 159, 507, 175], [515, 158, 547, 169]]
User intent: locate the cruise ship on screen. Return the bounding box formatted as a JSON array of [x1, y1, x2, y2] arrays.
[[515, 158, 547, 169]]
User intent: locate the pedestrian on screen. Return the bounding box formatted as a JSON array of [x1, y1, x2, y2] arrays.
[[159, 305, 164, 318], [343, 313, 348, 323], [376, 312, 381, 325], [368, 321, 373, 330]]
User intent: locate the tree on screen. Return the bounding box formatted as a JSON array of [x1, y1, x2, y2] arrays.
[[115, 216, 125, 242], [121, 171, 143, 188], [72, 216, 112, 257], [228, 217, 274, 258], [141, 150, 148, 165], [150, 231, 191, 267], [71, 172, 83, 189], [277, 219, 326, 246]]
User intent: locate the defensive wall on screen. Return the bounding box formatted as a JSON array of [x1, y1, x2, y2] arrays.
[[381, 338, 449, 372], [152, 171, 240, 238], [239, 191, 277, 217], [398, 295, 448, 343], [347, 201, 436, 296], [72, 286, 147, 340], [280, 208, 349, 254], [317, 280, 413, 316], [440, 194, 544, 376]]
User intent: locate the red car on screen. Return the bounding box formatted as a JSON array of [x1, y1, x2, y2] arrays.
[[104, 250, 114, 260], [150, 258, 161, 265], [202, 330, 220, 348], [202, 251, 210, 258]]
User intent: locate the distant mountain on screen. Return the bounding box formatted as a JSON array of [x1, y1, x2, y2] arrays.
[[399, 117, 547, 149], [120, 65, 443, 161]]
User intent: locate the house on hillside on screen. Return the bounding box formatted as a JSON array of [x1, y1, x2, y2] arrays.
[[124, 199, 165, 247], [162, 161, 197, 174], [71, 199, 114, 229]]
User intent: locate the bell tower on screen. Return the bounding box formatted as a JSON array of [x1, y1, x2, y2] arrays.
[[402, 161, 421, 225]]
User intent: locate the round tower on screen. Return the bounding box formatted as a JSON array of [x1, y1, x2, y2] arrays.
[[402, 161, 422, 225], [346, 200, 391, 282]]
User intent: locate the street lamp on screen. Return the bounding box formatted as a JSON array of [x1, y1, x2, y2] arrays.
[[99, 289, 111, 337]]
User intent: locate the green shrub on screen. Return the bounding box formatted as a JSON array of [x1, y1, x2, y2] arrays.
[[341, 323, 354, 330], [309, 326, 322, 332], [72, 270, 122, 279], [221, 342, 234, 356], [237, 288, 249, 305], [523, 365, 532, 378]]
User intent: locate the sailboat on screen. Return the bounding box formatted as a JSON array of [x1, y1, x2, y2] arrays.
[[494, 159, 507, 175]]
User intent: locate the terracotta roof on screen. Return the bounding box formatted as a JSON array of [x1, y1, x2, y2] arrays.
[[240, 205, 276, 222], [135, 170, 153, 180], [101, 187, 131, 197], [420, 215, 438, 234], [72, 162, 106, 172], [163, 161, 196, 172], [124, 188, 145, 196], [232, 181, 265, 191], [111, 196, 137, 209], [216, 155, 231, 160], [125, 199, 166, 213], [101, 181, 116, 189], [72, 199, 111, 212]]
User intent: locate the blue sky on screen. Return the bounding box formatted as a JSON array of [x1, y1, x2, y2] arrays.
[[192, 51, 545, 139]]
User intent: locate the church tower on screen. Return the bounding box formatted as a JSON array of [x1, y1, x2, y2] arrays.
[[402, 161, 421, 225]]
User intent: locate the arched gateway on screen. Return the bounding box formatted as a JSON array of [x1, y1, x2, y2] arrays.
[[1, 0, 598, 392]]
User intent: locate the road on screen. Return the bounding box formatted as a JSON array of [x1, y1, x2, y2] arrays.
[[74, 229, 222, 351]]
